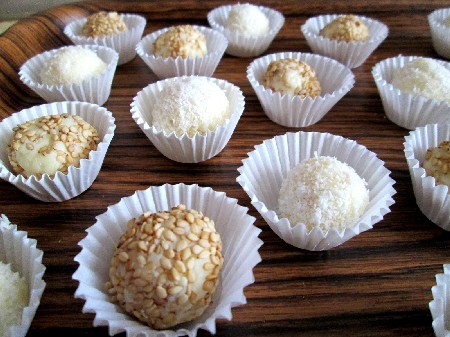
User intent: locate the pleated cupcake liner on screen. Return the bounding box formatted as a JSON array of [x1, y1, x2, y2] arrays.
[[247, 52, 354, 127], [130, 75, 245, 163], [372, 55, 450, 130], [64, 13, 146, 65], [430, 264, 450, 337], [0, 101, 115, 202], [301, 14, 388, 68], [428, 8, 450, 60], [207, 4, 284, 58], [136, 25, 228, 79], [73, 183, 262, 337], [237, 131, 396, 251]]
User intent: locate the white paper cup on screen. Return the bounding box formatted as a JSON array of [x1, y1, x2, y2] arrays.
[[0, 101, 116, 202], [64, 13, 146, 65], [301, 14, 388, 68], [73, 183, 262, 337], [237, 131, 396, 251], [430, 264, 450, 337], [428, 8, 450, 59], [404, 124, 450, 230], [207, 4, 284, 58], [19, 45, 118, 106], [130, 76, 245, 163], [372, 56, 450, 130], [0, 214, 46, 337], [136, 25, 228, 79], [247, 52, 354, 127]]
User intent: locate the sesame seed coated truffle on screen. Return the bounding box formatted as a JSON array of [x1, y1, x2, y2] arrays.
[[81, 11, 127, 38], [423, 140, 450, 189], [319, 15, 369, 42]]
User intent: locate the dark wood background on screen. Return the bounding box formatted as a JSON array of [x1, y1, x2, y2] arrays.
[[1, 1, 449, 336]]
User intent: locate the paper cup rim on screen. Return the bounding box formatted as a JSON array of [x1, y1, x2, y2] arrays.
[[430, 264, 450, 337], [428, 8, 450, 28]]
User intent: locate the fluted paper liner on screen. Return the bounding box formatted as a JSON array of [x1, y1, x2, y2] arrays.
[[0, 214, 46, 337], [301, 14, 388, 68], [430, 264, 450, 337], [130, 76, 245, 163], [64, 14, 146, 65], [136, 26, 228, 79], [428, 8, 450, 60], [207, 4, 284, 58], [72, 183, 262, 337], [372, 56, 450, 130], [19, 45, 118, 106], [247, 52, 354, 127], [237, 131, 396, 251], [404, 124, 450, 230], [0, 101, 115, 202]]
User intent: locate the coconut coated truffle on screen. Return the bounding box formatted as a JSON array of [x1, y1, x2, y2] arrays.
[[106, 204, 224, 329], [153, 25, 207, 59], [319, 15, 369, 42], [7, 114, 100, 179], [81, 11, 127, 38], [39, 46, 107, 86], [151, 77, 230, 137], [262, 58, 322, 98], [278, 156, 369, 232], [391, 58, 450, 104], [423, 140, 450, 189], [225, 3, 269, 38]]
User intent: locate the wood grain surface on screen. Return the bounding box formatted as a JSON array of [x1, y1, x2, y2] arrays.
[[1, 1, 449, 336]]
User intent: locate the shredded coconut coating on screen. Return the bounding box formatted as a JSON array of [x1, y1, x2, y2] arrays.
[[278, 156, 369, 232], [81, 11, 127, 37], [391, 58, 450, 104], [225, 3, 269, 38], [106, 204, 223, 330], [423, 140, 450, 189], [262, 58, 322, 98], [319, 15, 369, 42], [0, 262, 29, 337], [153, 25, 207, 59], [151, 77, 230, 137], [7, 114, 100, 179], [39, 46, 107, 86]]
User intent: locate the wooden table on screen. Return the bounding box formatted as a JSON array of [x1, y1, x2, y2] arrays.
[[0, 1, 449, 336]]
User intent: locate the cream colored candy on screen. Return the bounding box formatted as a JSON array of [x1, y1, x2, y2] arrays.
[[7, 113, 100, 179], [153, 25, 207, 59], [81, 11, 127, 37], [225, 3, 270, 38], [278, 155, 369, 232], [39, 46, 107, 86], [423, 140, 450, 189], [106, 204, 224, 330], [262, 58, 322, 98], [319, 15, 369, 42]]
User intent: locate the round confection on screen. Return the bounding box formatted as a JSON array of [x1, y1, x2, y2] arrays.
[[81, 11, 127, 38], [391, 58, 450, 104], [319, 15, 369, 42], [39, 46, 107, 86], [7, 114, 100, 179], [106, 204, 224, 330], [278, 156, 369, 232], [152, 25, 207, 59], [151, 77, 230, 137], [225, 3, 269, 38], [262, 58, 322, 98], [0, 261, 28, 336], [423, 140, 450, 188]]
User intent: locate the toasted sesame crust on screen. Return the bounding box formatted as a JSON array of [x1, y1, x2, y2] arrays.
[[423, 140, 450, 188], [81, 11, 127, 38], [319, 15, 369, 42]]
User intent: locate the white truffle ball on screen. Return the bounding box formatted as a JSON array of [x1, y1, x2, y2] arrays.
[[225, 4, 269, 38]]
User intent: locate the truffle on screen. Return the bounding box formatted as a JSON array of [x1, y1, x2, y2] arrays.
[[319, 15, 369, 42], [262, 58, 322, 98], [391, 58, 450, 104], [153, 25, 207, 59], [106, 204, 224, 330], [39, 46, 107, 86], [81, 11, 127, 38], [278, 155, 369, 232], [423, 140, 450, 189], [151, 77, 230, 137], [7, 113, 100, 179], [225, 3, 269, 38]]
